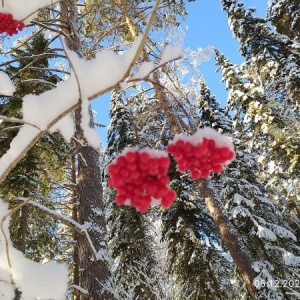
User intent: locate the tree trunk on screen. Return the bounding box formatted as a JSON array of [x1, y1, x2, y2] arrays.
[[15, 190, 29, 252], [153, 75, 258, 299], [198, 179, 258, 299], [71, 153, 80, 300], [60, 1, 114, 299]]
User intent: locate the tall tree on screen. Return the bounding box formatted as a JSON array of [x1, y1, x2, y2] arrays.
[[106, 89, 158, 299], [219, 0, 300, 208], [60, 1, 113, 299], [0, 32, 67, 261]]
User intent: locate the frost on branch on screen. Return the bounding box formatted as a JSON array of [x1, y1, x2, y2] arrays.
[[0, 199, 68, 300], [107, 147, 176, 212], [167, 127, 235, 179]]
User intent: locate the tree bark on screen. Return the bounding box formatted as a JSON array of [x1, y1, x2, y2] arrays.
[[198, 179, 258, 299], [153, 75, 258, 299], [60, 1, 114, 299], [15, 195, 28, 252]]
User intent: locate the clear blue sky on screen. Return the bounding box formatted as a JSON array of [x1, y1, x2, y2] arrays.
[[94, 0, 269, 144], [183, 0, 268, 104]]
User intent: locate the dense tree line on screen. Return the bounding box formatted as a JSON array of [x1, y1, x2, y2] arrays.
[[0, 0, 299, 299]]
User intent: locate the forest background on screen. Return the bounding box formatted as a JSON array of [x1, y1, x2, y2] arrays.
[[0, 0, 299, 300]]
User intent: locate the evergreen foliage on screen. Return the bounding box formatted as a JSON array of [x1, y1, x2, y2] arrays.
[[216, 0, 300, 223], [1, 1, 300, 299], [0, 33, 68, 261], [106, 89, 157, 299]]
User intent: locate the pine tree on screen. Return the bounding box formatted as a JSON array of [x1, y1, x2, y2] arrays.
[[106, 89, 158, 299], [0, 32, 67, 261], [215, 131, 300, 299], [267, 0, 300, 42]]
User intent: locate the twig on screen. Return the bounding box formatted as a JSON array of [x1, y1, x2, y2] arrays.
[[16, 197, 99, 261], [0, 115, 41, 130]]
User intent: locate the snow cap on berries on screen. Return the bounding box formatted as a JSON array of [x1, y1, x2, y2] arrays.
[[167, 127, 235, 180]]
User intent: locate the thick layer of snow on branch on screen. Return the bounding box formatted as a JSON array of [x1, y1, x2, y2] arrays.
[[49, 113, 75, 143], [160, 45, 183, 65], [0, 0, 53, 24], [0, 200, 68, 299], [0, 71, 15, 96], [0, 125, 39, 178], [23, 75, 79, 130], [0, 36, 144, 182]]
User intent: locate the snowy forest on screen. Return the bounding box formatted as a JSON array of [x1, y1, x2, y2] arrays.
[[0, 0, 299, 299]]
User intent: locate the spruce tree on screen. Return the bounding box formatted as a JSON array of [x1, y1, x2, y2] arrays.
[[219, 0, 300, 208], [159, 74, 238, 299], [106, 89, 158, 299]]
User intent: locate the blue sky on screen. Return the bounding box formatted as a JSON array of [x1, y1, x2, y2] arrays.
[[94, 0, 269, 144], [183, 0, 268, 105]]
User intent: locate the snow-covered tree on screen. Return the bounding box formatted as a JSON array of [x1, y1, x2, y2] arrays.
[[105, 89, 158, 299], [219, 0, 300, 208], [0, 32, 67, 261]]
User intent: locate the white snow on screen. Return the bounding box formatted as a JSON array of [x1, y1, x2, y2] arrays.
[[0, 71, 15, 96], [121, 146, 168, 158], [49, 113, 75, 142], [256, 225, 277, 241], [0, 199, 68, 300], [23, 74, 79, 130], [0, 0, 53, 24], [282, 251, 300, 267], [131, 62, 155, 80], [233, 193, 254, 208], [0, 125, 40, 178], [160, 45, 183, 65], [81, 98, 101, 149]]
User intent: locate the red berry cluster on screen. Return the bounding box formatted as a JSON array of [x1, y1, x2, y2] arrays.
[[0, 13, 25, 36], [107, 147, 176, 212], [167, 128, 235, 180]]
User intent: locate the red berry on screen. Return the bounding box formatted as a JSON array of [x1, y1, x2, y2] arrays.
[[175, 140, 185, 149], [125, 151, 137, 163], [115, 194, 127, 205], [127, 162, 137, 171], [110, 176, 123, 188], [191, 169, 201, 180], [107, 163, 118, 175], [140, 152, 150, 162], [161, 190, 176, 208], [158, 157, 170, 173], [116, 156, 126, 166], [158, 175, 170, 185], [201, 169, 210, 178], [137, 196, 151, 212], [212, 164, 223, 173]]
